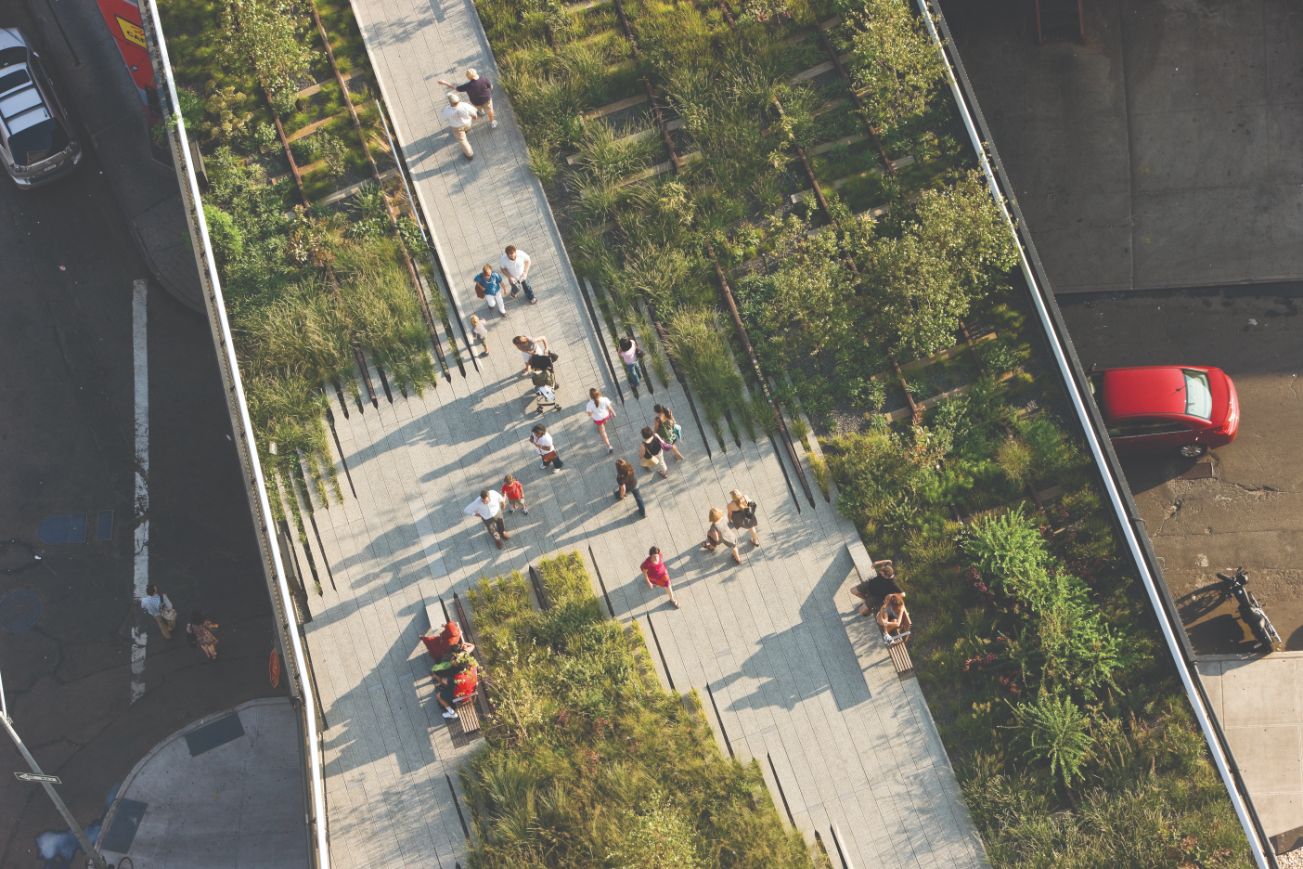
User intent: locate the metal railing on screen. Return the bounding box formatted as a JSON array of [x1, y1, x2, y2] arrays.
[[137, 3, 330, 865], [914, 2, 1276, 865]]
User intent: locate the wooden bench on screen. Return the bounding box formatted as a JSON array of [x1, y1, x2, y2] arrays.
[[846, 543, 915, 679], [455, 700, 481, 734], [886, 636, 914, 677]]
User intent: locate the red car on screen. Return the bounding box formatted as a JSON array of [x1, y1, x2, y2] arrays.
[[1089, 365, 1239, 458]]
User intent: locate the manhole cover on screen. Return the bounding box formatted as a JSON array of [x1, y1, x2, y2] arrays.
[[0, 589, 42, 633]]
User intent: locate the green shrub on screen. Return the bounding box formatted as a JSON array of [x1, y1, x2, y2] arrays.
[[203, 203, 245, 263], [840, 0, 944, 137], [1010, 691, 1093, 787], [960, 508, 1051, 595], [996, 436, 1033, 486], [218, 0, 318, 115], [664, 307, 748, 437]]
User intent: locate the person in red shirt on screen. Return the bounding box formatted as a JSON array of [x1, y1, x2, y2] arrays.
[[640, 545, 679, 608], [501, 473, 528, 515]]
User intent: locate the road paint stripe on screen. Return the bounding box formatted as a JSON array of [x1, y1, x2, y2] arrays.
[[130, 279, 149, 705]]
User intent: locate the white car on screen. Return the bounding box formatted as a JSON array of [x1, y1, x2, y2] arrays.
[[0, 28, 81, 188]]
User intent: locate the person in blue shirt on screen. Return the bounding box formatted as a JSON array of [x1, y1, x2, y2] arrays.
[[473, 264, 507, 317]]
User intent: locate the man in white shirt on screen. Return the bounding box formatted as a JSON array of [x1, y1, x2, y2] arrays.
[[463, 489, 509, 549], [499, 245, 536, 303], [138, 584, 177, 639], [440, 93, 478, 161]]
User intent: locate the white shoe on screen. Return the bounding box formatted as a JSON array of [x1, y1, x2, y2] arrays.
[[442, 709, 457, 719], [490, 120, 499, 129]]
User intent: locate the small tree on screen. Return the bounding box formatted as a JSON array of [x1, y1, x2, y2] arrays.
[[843, 0, 944, 137], [219, 0, 317, 115]]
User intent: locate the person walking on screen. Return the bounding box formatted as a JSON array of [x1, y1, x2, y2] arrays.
[[499, 245, 536, 303], [586, 387, 617, 452], [727, 489, 761, 546], [530, 423, 565, 471], [641, 546, 679, 608], [617, 337, 641, 389], [473, 264, 507, 317], [440, 92, 478, 161], [464, 489, 510, 549], [613, 458, 646, 518], [186, 611, 220, 661], [501, 473, 529, 515], [469, 314, 490, 357], [702, 507, 742, 564], [654, 404, 685, 461], [512, 335, 550, 374], [437, 68, 496, 128], [639, 426, 670, 478], [138, 584, 178, 640]]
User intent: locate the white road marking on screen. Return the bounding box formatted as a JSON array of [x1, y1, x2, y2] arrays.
[[130, 279, 149, 705]]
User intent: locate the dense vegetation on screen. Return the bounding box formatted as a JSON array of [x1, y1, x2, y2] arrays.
[[464, 553, 818, 867], [160, 0, 441, 503]]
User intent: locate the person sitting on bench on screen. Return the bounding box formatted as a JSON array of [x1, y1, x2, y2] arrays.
[[433, 650, 478, 719], [421, 620, 475, 662], [876, 592, 912, 645], [850, 561, 901, 617]]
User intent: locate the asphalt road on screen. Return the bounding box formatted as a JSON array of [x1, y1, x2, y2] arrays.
[[1060, 288, 1303, 655], [0, 5, 281, 862]]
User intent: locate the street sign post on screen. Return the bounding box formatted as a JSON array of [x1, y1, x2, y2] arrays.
[[14, 771, 62, 785]]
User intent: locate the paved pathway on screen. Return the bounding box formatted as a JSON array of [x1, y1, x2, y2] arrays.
[[1199, 653, 1303, 849], [297, 0, 988, 865]]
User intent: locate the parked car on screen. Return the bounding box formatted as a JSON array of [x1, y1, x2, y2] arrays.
[[0, 28, 81, 188], [1089, 365, 1239, 458]]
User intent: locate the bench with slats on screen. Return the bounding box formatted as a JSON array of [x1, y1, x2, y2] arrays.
[[455, 700, 481, 733], [886, 636, 914, 677], [846, 542, 915, 679]]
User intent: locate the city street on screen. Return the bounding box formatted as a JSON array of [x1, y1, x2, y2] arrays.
[[1060, 288, 1303, 653], [0, 2, 282, 863]]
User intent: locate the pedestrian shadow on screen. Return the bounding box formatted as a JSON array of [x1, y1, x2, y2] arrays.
[[708, 555, 872, 714]]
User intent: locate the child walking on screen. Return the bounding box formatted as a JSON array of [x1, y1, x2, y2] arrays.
[[469, 314, 490, 357], [501, 474, 528, 514]]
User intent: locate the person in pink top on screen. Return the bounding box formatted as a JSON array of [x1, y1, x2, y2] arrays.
[[640, 545, 678, 608]]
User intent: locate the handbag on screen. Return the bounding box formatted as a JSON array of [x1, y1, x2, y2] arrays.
[[159, 594, 177, 623], [541, 450, 558, 464], [474, 281, 486, 299]]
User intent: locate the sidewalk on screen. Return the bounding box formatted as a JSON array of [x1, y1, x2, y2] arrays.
[[23, 0, 203, 312], [96, 698, 307, 867], [1198, 653, 1303, 853], [288, 0, 989, 865]]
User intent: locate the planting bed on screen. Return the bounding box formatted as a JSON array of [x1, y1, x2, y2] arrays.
[[479, 0, 1250, 863], [160, 0, 460, 553], [463, 553, 820, 867]]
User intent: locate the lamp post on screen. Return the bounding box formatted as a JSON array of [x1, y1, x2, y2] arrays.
[[0, 668, 110, 869]]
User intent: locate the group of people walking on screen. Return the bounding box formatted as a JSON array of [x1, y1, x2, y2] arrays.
[[459, 321, 762, 609], [440, 67, 765, 613]]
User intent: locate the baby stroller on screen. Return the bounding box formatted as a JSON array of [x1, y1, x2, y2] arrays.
[[534, 383, 559, 414]]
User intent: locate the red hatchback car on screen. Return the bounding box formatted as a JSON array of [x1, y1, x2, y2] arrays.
[[1089, 365, 1240, 458]]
